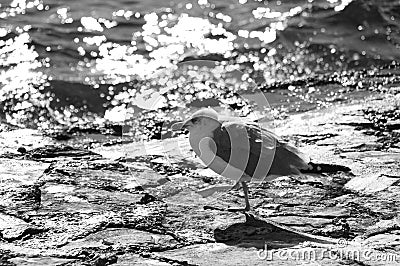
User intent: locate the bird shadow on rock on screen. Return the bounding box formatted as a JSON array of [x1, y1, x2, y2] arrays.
[[214, 213, 333, 250]]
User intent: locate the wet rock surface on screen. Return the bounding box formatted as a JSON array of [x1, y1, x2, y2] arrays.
[[1, 94, 400, 265]]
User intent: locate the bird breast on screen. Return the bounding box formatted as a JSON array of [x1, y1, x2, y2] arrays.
[[189, 131, 213, 157]]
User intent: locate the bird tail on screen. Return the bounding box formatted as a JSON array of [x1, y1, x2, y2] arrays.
[[269, 143, 310, 175], [269, 141, 351, 175], [301, 162, 351, 173]]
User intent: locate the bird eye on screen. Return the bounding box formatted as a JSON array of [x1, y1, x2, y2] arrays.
[[191, 117, 200, 123]]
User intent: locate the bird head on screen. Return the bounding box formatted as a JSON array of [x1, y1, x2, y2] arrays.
[[171, 108, 220, 133]]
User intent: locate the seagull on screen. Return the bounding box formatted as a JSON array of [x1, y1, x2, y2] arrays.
[[171, 108, 350, 212]]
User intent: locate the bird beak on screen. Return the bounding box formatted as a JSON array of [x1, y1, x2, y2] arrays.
[[171, 119, 191, 131]]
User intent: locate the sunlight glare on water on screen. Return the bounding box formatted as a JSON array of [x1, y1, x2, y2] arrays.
[[0, 0, 400, 137]]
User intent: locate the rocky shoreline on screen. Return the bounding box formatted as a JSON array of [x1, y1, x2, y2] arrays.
[[1, 92, 399, 265]]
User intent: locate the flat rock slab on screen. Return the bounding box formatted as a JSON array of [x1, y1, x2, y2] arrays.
[[8, 257, 75, 266], [1, 150, 168, 254], [345, 172, 400, 193], [24, 145, 101, 161], [14, 182, 167, 249], [92, 136, 193, 161], [0, 159, 49, 214], [63, 228, 176, 252], [266, 216, 332, 228], [341, 151, 400, 163], [43, 159, 168, 193], [0, 158, 50, 186], [115, 253, 173, 266], [0, 213, 41, 241], [0, 186, 42, 215]]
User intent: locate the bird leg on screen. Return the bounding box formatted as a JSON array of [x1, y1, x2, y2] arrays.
[[228, 181, 250, 212], [203, 181, 251, 212]]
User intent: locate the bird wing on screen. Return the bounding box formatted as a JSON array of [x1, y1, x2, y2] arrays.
[[198, 136, 248, 183], [207, 122, 273, 181], [211, 121, 310, 181], [222, 121, 277, 149]]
